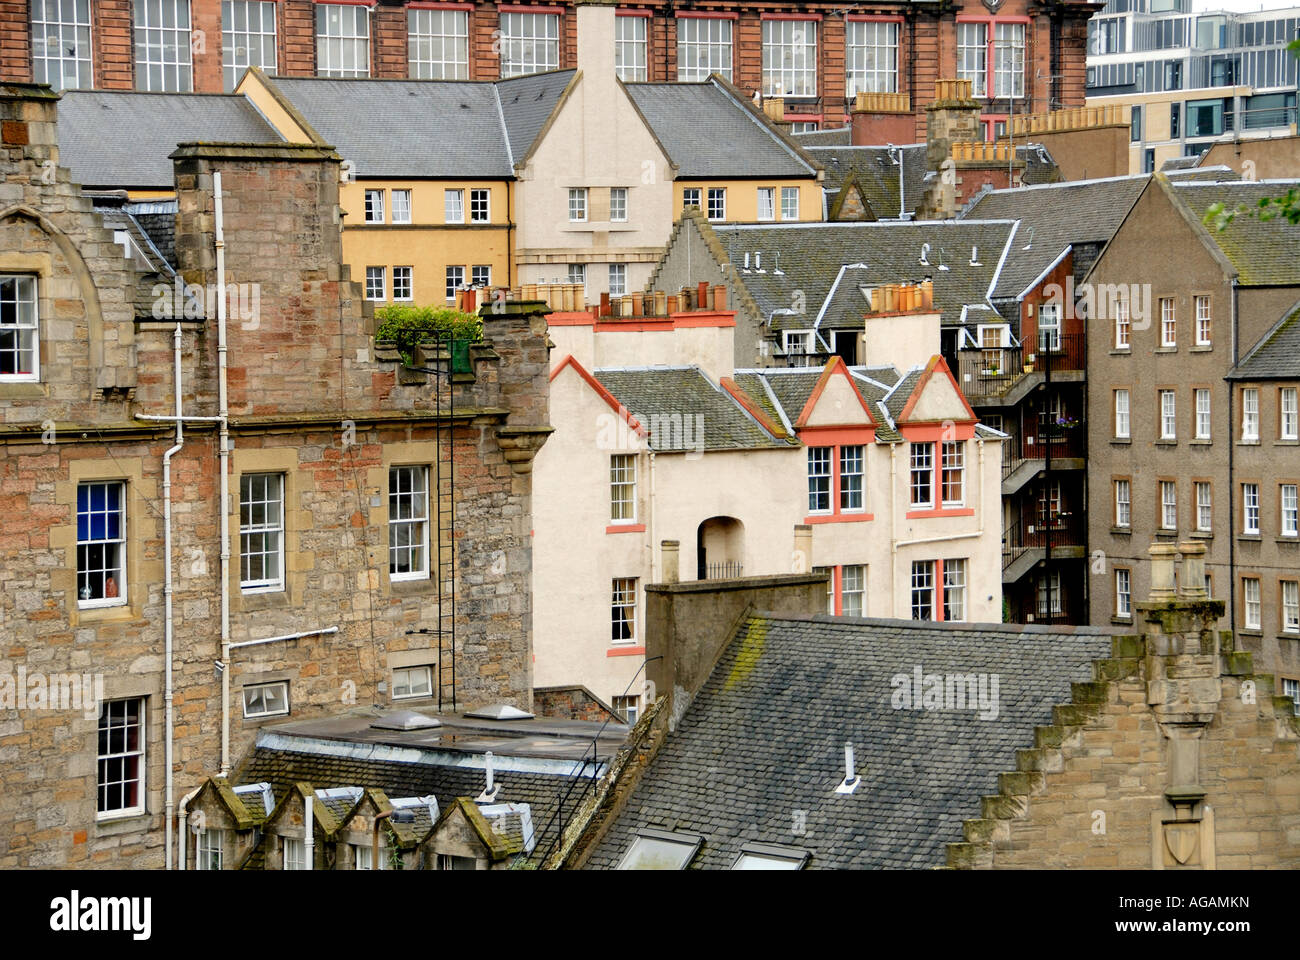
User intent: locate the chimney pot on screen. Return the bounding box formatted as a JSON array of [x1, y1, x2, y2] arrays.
[[713, 285, 726, 311], [1148, 543, 1179, 601]]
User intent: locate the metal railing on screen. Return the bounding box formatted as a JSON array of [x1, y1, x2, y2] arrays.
[[1002, 511, 1086, 570], [702, 561, 744, 580], [956, 333, 1085, 401]]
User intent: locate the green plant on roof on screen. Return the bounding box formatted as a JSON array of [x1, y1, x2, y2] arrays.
[[374, 304, 483, 366]]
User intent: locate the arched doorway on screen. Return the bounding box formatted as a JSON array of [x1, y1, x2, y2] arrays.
[[696, 516, 744, 580]]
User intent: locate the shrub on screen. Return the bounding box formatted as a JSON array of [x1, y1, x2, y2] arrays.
[[374, 304, 482, 365]]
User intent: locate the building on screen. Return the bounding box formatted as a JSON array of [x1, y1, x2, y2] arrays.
[[534, 280, 1004, 714], [558, 544, 1300, 869], [0, 81, 552, 868], [1084, 174, 1300, 683], [2, 0, 1099, 133], [1086, 1, 1300, 173]]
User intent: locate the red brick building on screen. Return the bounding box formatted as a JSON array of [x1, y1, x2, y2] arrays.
[[2, 0, 1099, 137]]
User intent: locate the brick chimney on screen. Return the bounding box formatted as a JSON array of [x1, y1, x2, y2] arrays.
[[849, 91, 914, 146]]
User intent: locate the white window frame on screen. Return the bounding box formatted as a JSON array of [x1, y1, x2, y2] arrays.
[[134, 0, 194, 92], [1283, 581, 1300, 634], [408, 7, 468, 80], [444, 189, 464, 224], [365, 189, 385, 224], [1161, 480, 1177, 530], [1038, 302, 1062, 352], [846, 19, 898, 96], [807, 446, 832, 514], [499, 11, 560, 78], [840, 445, 864, 513], [1160, 390, 1177, 440], [1116, 568, 1132, 618], [469, 188, 490, 224], [1243, 482, 1260, 534], [992, 22, 1025, 99], [757, 187, 776, 222], [1196, 481, 1212, 531], [1194, 295, 1212, 345], [566, 263, 586, 285], [283, 836, 307, 871], [568, 188, 588, 223], [315, 1, 370, 78], [615, 15, 647, 82], [77, 480, 127, 608], [682, 187, 702, 211], [97, 697, 146, 819], [1114, 296, 1131, 349], [32, 0, 93, 92], [610, 454, 637, 523], [910, 560, 934, 621], [196, 826, 225, 870], [677, 17, 732, 82], [392, 665, 433, 700], [706, 187, 726, 222], [1242, 387, 1259, 441], [609, 187, 628, 223], [1115, 479, 1131, 528], [0, 275, 39, 382], [608, 263, 627, 298], [841, 564, 866, 617], [909, 442, 933, 508], [445, 265, 465, 301], [1195, 388, 1211, 439], [611, 577, 637, 645], [941, 441, 964, 507], [239, 472, 285, 592], [943, 558, 966, 622], [1036, 570, 1063, 616], [471, 265, 492, 288], [222, 1, 277, 92], [392, 266, 413, 302], [762, 19, 817, 98], [1282, 484, 1298, 537], [389, 465, 430, 581], [780, 186, 799, 221], [613, 694, 641, 725], [957, 21, 988, 97], [1160, 297, 1176, 347], [365, 266, 386, 302], [1114, 389, 1130, 439], [1281, 387, 1298, 440], [391, 189, 412, 224], [242, 680, 289, 719], [1243, 577, 1261, 630]]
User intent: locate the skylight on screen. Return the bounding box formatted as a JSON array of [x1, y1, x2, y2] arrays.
[[616, 828, 703, 870], [732, 842, 809, 870], [464, 703, 535, 721]]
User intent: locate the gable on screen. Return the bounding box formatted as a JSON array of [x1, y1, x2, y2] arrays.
[[908, 371, 972, 423], [804, 372, 871, 427]]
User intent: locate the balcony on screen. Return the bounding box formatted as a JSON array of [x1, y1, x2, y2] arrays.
[[1001, 422, 1086, 492], [957, 333, 1086, 406], [701, 561, 744, 580], [1001, 513, 1086, 584]]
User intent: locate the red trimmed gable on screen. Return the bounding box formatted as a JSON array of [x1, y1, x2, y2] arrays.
[[896, 355, 977, 426], [793, 356, 878, 431], [550, 353, 647, 438]]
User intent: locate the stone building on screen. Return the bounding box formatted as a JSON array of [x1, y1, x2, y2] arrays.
[[0, 81, 552, 868]]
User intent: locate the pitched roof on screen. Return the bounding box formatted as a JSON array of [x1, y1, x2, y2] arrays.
[[1171, 179, 1300, 285], [809, 144, 927, 220], [791, 127, 852, 147], [57, 90, 283, 189], [584, 613, 1116, 870], [495, 70, 577, 165], [959, 175, 1148, 299], [731, 365, 904, 442], [1228, 300, 1300, 380], [592, 366, 786, 451], [623, 81, 819, 179]]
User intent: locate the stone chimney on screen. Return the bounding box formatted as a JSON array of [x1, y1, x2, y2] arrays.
[[575, 2, 617, 88], [925, 79, 983, 172], [661, 540, 680, 584]]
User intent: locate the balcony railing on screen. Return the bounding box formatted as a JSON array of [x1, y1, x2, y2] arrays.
[[957, 333, 1085, 401], [702, 561, 744, 580], [1001, 512, 1086, 570]]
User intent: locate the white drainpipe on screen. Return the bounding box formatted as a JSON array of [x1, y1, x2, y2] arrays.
[[304, 794, 314, 870], [162, 322, 183, 870], [176, 785, 201, 871], [214, 170, 234, 776]]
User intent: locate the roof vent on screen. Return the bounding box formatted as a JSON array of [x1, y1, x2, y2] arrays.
[[835, 741, 862, 795], [969, 246, 981, 266], [754, 251, 764, 273], [742, 251, 751, 272], [937, 248, 950, 272], [465, 703, 535, 721], [370, 710, 442, 731], [919, 242, 930, 266], [477, 750, 502, 803], [772, 252, 783, 275], [1022, 225, 1035, 250]]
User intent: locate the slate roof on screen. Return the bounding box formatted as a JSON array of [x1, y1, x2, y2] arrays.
[[1017, 143, 1063, 186], [593, 366, 787, 450], [1228, 301, 1300, 380], [715, 221, 1017, 329], [959, 175, 1148, 300], [495, 70, 576, 165], [791, 127, 852, 147], [623, 81, 819, 179], [585, 613, 1117, 870], [882, 367, 924, 421], [809, 144, 927, 220], [1171, 179, 1300, 285], [57, 91, 283, 189], [730, 366, 906, 443], [1161, 153, 1204, 172]]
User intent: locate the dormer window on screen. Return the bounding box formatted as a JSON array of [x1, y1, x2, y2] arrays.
[[0, 275, 39, 382]]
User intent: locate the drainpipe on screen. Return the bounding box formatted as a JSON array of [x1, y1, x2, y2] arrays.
[[162, 322, 183, 870], [372, 809, 393, 871], [889, 443, 898, 617], [214, 170, 234, 777], [176, 785, 201, 871], [304, 794, 314, 870], [1228, 277, 1239, 632]]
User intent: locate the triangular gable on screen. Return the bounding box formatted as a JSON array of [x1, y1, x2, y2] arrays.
[[550, 353, 647, 438], [431, 797, 523, 862], [794, 356, 877, 430], [189, 777, 268, 831], [263, 781, 345, 839], [828, 172, 877, 222], [896, 356, 976, 424]]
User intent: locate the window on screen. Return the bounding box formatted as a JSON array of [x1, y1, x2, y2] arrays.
[[222, 1, 276, 91], [408, 8, 468, 80], [242, 680, 288, 719], [781, 186, 799, 221], [566, 264, 586, 285], [32, 0, 93, 91], [444, 189, 463, 224], [611, 578, 637, 644], [813, 566, 833, 614], [607, 263, 627, 298], [469, 189, 490, 223], [1282, 484, 1298, 537], [78, 481, 127, 606], [841, 564, 866, 617], [1284, 581, 1300, 634], [757, 187, 776, 221], [1131, 103, 1143, 142], [96, 698, 148, 823], [1160, 480, 1177, 530], [682, 187, 702, 211], [391, 189, 412, 224], [677, 17, 732, 82], [957, 22, 988, 97], [1281, 388, 1298, 440], [0, 275, 39, 381], [445, 266, 464, 300], [568, 188, 588, 223], [610, 454, 636, 523], [353, 842, 386, 869], [1243, 482, 1260, 534], [239, 473, 284, 591], [196, 827, 225, 870], [958, 21, 1023, 99], [1116, 569, 1131, 618], [1036, 570, 1062, 617], [732, 843, 809, 870], [910, 560, 934, 620], [846, 20, 898, 96], [392, 665, 433, 700], [365, 267, 385, 302], [790, 121, 818, 133], [1114, 389, 1130, 439], [392, 267, 412, 302], [1170, 102, 1180, 139], [612, 694, 640, 726], [1242, 388, 1259, 441], [617, 829, 703, 870], [1038, 303, 1061, 352], [909, 443, 933, 507], [941, 442, 964, 506], [1160, 298, 1176, 347], [134, 0, 193, 91], [807, 447, 832, 513], [499, 12, 559, 78], [1243, 577, 1261, 630], [1285, 678, 1300, 715], [365, 189, 385, 224], [762, 20, 817, 97], [1165, 60, 1182, 90], [1114, 296, 1131, 348], [315, 2, 370, 78], [609, 188, 628, 223], [389, 466, 429, 580], [615, 15, 647, 81], [840, 445, 864, 512], [1160, 390, 1176, 440], [471, 265, 491, 288], [1195, 389, 1211, 439], [943, 559, 966, 622], [1194, 296, 1211, 345], [1196, 482, 1212, 531], [706, 188, 726, 222], [1115, 479, 1131, 528], [283, 837, 307, 871]]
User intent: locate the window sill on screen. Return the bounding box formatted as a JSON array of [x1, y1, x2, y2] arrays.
[[1155, 438, 1178, 445], [237, 589, 292, 612], [1189, 530, 1214, 539], [1189, 438, 1213, 445], [1238, 439, 1261, 446], [1111, 615, 1134, 625], [804, 512, 875, 525], [1238, 628, 1263, 638], [1276, 438, 1299, 446], [0, 381, 46, 398], [606, 523, 645, 534], [1238, 534, 1262, 542], [1277, 537, 1300, 546], [389, 577, 435, 597], [606, 645, 645, 657], [1109, 348, 1132, 356], [905, 507, 974, 519], [95, 812, 151, 837], [1110, 526, 1132, 535], [1111, 438, 1131, 445], [1190, 344, 1213, 352], [1155, 346, 1178, 353], [76, 603, 135, 624]]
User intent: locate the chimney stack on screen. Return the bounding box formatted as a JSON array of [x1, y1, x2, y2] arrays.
[[1147, 542, 1179, 601], [793, 524, 813, 574], [661, 540, 680, 584]]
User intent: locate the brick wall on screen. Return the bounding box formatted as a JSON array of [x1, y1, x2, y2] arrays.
[[0, 0, 30, 83]]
